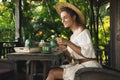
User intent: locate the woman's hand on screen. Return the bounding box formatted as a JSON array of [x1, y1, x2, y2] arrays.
[[58, 44, 67, 51], [56, 37, 68, 45], [56, 37, 68, 51]]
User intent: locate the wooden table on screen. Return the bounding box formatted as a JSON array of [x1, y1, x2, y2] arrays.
[[7, 50, 64, 80]]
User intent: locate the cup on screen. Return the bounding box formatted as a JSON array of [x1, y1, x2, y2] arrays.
[[42, 45, 51, 53], [50, 39, 58, 48]]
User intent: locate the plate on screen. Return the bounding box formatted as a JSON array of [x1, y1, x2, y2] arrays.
[[14, 47, 41, 53]]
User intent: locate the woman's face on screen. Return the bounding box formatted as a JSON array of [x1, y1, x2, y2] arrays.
[[60, 11, 75, 28]]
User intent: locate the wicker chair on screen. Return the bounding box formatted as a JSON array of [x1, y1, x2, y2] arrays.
[[75, 67, 120, 80]]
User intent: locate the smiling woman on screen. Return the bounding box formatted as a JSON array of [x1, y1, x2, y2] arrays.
[[46, 2, 102, 80]]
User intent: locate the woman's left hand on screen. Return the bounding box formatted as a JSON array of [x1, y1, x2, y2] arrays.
[[56, 37, 68, 45], [58, 44, 67, 51]]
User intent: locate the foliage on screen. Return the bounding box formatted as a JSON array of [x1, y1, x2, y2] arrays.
[[99, 16, 110, 44], [0, 0, 110, 46], [0, 1, 15, 41], [98, 3, 110, 45]]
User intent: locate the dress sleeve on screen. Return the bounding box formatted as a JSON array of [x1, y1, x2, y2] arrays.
[[76, 30, 96, 58]]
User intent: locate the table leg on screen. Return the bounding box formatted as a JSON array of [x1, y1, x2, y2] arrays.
[[14, 61, 18, 80], [43, 61, 50, 80], [26, 61, 50, 80], [29, 61, 36, 80], [26, 60, 31, 80]]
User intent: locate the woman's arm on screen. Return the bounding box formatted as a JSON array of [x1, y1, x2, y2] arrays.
[[66, 40, 84, 57], [56, 37, 84, 57], [58, 44, 72, 61]]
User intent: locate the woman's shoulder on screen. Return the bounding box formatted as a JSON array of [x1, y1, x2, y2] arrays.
[[78, 28, 91, 40], [81, 28, 90, 34]]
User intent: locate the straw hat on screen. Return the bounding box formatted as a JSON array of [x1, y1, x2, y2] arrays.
[[56, 2, 85, 25]]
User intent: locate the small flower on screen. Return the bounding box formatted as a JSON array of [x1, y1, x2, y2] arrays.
[[36, 31, 43, 36]]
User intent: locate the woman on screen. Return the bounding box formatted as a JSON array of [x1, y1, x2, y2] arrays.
[[46, 2, 102, 80]]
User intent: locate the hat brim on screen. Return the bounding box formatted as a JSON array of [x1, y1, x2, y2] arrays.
[[56, 2, 85, 25]]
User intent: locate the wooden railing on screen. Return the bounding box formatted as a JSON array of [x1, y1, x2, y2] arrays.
[[0, 42, 19, 59], [0, 42, 111, 66], [95, 44, 111, 66]]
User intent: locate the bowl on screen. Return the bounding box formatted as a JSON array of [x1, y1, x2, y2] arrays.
[[14, 47, 41, 53]]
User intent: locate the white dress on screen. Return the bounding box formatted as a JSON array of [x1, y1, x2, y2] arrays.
[[61, 28, 102, 80]]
